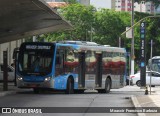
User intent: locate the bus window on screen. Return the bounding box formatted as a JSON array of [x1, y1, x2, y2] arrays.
[[55, 50, 64, 76], [64, 49, 79, 73], [85, 51, 96, 74]]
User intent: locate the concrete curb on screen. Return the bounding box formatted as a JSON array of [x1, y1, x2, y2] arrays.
[[131, 95, 145, 116], [0, 91, 17, 97]]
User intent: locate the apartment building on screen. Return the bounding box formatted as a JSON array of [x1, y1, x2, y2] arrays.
[[113, 0, 132, 11], [112, 0, 155, 14]]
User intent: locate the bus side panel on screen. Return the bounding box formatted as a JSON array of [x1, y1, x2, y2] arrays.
[[101, 74, 121, 89], [53, 74, 78, 90]]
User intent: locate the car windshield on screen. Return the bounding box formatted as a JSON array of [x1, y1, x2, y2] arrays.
[[18, 43, 54, 76]]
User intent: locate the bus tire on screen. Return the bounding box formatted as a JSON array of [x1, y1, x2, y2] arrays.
[[74, 90, 84, 94], [98, 89, 106, 93], [65, 78, 74, 94], [33, 88, 40, 94], [105, 78, 111, 93]]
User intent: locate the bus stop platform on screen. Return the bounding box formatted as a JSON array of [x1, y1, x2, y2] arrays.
[[132, 95, 160, 116], [131, 87, 160, 116], [0, 83, 31, 97]]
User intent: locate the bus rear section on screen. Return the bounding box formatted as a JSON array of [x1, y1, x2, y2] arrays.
[[16, 42, 127, 94]]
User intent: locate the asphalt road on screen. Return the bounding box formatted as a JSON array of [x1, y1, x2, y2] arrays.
[[0, 86, 144, 116]]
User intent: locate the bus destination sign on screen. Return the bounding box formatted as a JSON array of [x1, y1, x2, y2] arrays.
[[26, 45, 51, 50]]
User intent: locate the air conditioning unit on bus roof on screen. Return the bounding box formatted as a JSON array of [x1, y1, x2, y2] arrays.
[[103, 45, 110, 47], [58, 40, 98, 46]]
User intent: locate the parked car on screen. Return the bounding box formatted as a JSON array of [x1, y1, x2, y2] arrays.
[[131, 71, 160, 87], [0, 64, 15, 82]]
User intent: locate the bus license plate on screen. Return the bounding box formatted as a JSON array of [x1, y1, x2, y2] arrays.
[[27, 84, 38, 87]]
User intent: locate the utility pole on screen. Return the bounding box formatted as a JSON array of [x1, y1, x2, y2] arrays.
[[150, 39, 153, 95], [131, 0, 135, 75]]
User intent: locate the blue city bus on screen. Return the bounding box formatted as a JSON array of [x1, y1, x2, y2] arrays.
[[16, 41, 127, 94]]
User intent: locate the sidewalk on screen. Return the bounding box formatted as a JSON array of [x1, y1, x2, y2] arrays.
[[0, 83, 31, 97], [0, 83, 18, 97], [131, 86, 160, 116]]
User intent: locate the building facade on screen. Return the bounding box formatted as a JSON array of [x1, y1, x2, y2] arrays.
[[112, 0, 155, 14]]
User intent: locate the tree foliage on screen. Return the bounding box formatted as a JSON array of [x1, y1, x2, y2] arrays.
[[93, 9, 130, 46], [43, 4, 131, 46]]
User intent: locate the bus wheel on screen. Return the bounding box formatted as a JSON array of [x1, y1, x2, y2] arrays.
[[98, 89, 105, 93], [65, 78, 74, 94], [75, 90, 84, 94], [33, 88, 40, 94], [105, 78, 111, 93]]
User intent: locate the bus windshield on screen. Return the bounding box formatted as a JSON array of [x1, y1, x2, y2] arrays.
[[18, 44, 54, 76], [151, 59, 160, 72]]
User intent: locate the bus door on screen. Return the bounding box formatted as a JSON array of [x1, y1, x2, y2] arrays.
[[78, 52, 85, 88], [95, 52, 102, 88], [85, 51, 96, 89]]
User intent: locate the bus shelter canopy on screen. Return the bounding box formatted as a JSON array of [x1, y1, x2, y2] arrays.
[[0, 0, 72, 43]]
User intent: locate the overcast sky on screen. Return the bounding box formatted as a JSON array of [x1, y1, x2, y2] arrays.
[[90, 0, 111, 9]]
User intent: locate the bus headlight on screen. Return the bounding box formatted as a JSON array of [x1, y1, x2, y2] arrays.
[[44, 77, 51, 82], [17, 77, 23, 81]]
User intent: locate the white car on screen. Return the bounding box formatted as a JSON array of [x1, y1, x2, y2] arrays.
[[131, 71, 160, 87], [0, 64, 15, 82]]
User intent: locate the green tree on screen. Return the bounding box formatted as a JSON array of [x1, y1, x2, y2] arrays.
[[38, 4, 131, 46], [93, 9, 130, 46], [36, 4, 96, 42]]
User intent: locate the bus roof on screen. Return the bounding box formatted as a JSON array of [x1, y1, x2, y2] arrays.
[[56, 42, 126, 53], [20, 42, 126, 53]]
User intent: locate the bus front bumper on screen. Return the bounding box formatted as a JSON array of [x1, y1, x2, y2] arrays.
[[16, 79, 54, 89]]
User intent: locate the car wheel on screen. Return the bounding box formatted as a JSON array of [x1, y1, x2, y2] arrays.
[[136, 80, 141, 87]]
